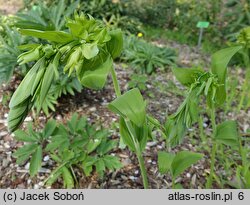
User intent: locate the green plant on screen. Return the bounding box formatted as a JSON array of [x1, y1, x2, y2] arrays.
[[108, 88, 156, 188], [14, 0, 79, 31], [224, 0, 250, 41], [167, 43, 244, 188], [8, 9, 246, 189], [128, 74, 148, 91], [81, 0, 142, 34], [122, 36, 176, 74], [125, 0, 177, 28], [205, 27, 250, 111], [7, 12, 123, 132], [13, 120, 57, 177], [13, 113, 122, 188], [158, 151, 203, 188], [0, 25, 28, 84]]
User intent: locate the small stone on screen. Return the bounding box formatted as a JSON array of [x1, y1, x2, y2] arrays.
[[147, 142, 157, 147], [34, 184, 39, 189], [43, 155, 50, 162], [25, 163, 30, 170], [89, 107, 97, 112], [27, 179, 32, 185], [0, 131, 8, 137], [186, 173, 191, 178], [129, 176, 137, 181], [2, 158, 10, 167], [4, 113, 8, 118], [203, 123, 208, 128], [157, 145, 163, 149], [122, 158, 131, 166], [3, 143, 10, 149], [56, 115, 62, 120], [24, 116, 32, 122], [38, 182, 44, 186]]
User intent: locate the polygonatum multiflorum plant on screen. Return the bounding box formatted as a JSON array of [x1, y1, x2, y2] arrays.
[[166, 42, 245, 187], [8, 13, 123, 132]]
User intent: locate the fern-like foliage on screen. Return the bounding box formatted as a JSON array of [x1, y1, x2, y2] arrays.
[[0, 25, 28, 85], [14, 0, 79, 31], [122, 36, 176, 74]]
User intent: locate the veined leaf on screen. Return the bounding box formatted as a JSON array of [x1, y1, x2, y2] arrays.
[[103, 155, 122, 170], [9, 59, 42, 108], [39, 63, 55, 108], [8, 98, 33, 132], [14, 130, 38, 142], [215, 120, 239, 148], [171, 151, 203, 178], [43, 119, 57, 138], [62, 167, 74, 188], [19, 29, 74, 43], [82, 43, 99, 60], [107, 29, 123, 59], [108, 88, 146, 127], [158, 151, 175, 174], [211, 46, 242, 105], [30, 145, 42, 177], [13, 143, 38, 158], [172, 67, 204, 87], [78, 54, 113, 89]]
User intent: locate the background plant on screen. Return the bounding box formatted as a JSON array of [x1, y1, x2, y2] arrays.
[[122, 36, 176, 74], [0, 24, 28, 84], [158, 151, 203, 188], [13, 113, 122, 188]]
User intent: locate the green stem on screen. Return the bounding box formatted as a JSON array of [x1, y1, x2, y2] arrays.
[[111, 65, 121, 97], [137, 151, 149, 189], [206, 104, 217, 188], [198, 114, 206, 143], [110, 64, 149, 188], [172, 175, 176, 189], [125, 120, 149, 189], [70, 165, 79, 188], [238, 50, 250, 111]]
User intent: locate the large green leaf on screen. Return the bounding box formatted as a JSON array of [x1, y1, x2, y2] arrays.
[[82, 43, 99, 60], [211, 46, 242, 105], [107, 29, 123, 59], [30, 145, 42, 177], [158, 151, 175, 174], [171, 67, 204, 87], [19, 29, 74, 43], [119, 118, 136, 151], [9, 59, 42, 108], [77, 54, 113, 89], [108, 88, 146, 127], [171, 151, 203, 178], [215, 120, 239, 148], [39, 63, 55, 107], [8, 98, 33, 132]]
